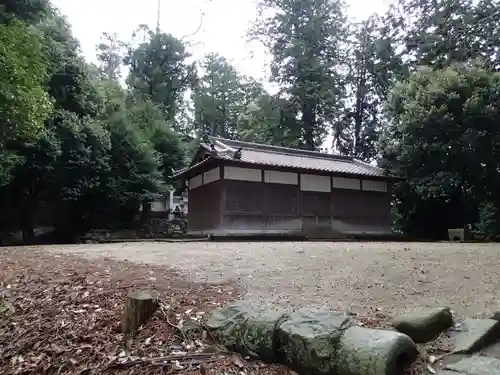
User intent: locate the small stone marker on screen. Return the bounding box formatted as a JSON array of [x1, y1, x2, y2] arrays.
[[392, 307, 453, 343], [121, 290, 159, 334]]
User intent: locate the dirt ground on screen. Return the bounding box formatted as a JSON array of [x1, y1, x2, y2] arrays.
[[39, 241, 500, 318]]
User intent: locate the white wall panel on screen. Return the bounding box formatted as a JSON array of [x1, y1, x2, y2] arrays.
[[151, 201, 165, 211], [332, 177, 360, 190], [362, 180, 387, 192], [224, 166, 261, 182], [188, 174, 203, 190], [264, 170, 298, 185], [300, 174, 331, 192], [203, 167, 220, 184]]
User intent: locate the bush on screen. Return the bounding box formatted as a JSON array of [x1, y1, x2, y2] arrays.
[[473, 201, 500, 241]]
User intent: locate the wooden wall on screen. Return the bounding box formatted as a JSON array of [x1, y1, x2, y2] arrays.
[[186, 167, 222, 232], [186, 164, 392, 236]]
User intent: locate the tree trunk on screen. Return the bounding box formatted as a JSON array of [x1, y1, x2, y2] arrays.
[[302, 101, 316, 150], [121, 290, 159, 334]]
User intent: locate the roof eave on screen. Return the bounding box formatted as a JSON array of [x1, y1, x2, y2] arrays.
[[173, 157, 218, 179]]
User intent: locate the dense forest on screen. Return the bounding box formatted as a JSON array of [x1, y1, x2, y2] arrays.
[[1, 0, 500, 242]]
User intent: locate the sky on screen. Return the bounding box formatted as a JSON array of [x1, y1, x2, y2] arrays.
[[50, 0, 391, 84]]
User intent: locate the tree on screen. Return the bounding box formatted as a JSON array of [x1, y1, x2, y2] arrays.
[[126, 99, 185, 183], [0, 2, 191, 243], [387, 0, 500, 71], [237, 95, 302, 147], [104, 110, 164, 219], [380, 62, 500, 239], [37, 6, 81, 76], [334, 16, 404, 160], [125, 27, 195, 125], [192, 53, 259, 138], [96, 32, 126, 81], [0, 0, 49, 23], [251, 0, 348, 150], [0, 19, 53, 185], [45, 111, 111, 233]]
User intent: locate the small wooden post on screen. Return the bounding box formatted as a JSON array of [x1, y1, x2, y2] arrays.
[[121, 290, 159, 334]]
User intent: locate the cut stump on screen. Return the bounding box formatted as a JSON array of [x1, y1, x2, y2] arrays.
[[121, 290, 159, 334]]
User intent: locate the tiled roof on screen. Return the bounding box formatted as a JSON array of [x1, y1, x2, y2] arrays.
[[174, 137, 391, 178], [172, 157, 212, 177]]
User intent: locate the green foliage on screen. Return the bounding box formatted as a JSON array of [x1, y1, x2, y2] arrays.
[[105, 110, 163, 205], [3, 0, 500, 243], [0, 20, 52, 144], [46, 111, 111, 202], [37, 7, 80, 75], [474, 201, 500, 241], [389, 0, 500, 71], [237, 95, 302, 147], [251, 0, 348, 150], [334, 16, 404, 160], [0, 19, 53, 185], [126, 99, 186, 184], [96, 32, 126, 81], [381, 62, 500, 238], [0, 2, 186, 241], [0, 0, 49, 24], [192, 53, 244, 138], [191, 53, 268, 140], [125, 27, 195, 125]]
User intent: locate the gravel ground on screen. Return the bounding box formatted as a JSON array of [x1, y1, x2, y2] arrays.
[[37, 241, 500, 318]]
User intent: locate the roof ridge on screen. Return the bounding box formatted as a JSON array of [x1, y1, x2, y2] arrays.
[[211, 137, 355, 162]]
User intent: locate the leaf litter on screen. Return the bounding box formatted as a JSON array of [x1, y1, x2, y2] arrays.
[[0, 247, 449, 375], [0, 248, 289, 375]]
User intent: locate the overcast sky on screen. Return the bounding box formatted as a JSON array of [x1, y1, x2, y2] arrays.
[[50, 0, 390, 83]]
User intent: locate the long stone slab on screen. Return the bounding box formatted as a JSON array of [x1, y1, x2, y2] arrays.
[[453, 318, 500, 354], [439, 355, 500, 375], [207, 305, 418, 375]]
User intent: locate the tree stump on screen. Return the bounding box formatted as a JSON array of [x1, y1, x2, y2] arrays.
[[121, 290, 159, 334]]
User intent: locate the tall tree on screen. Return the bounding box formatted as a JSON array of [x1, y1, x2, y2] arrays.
[[192, 53, 261, 138], [96, 32, 126, 81], [124, 26, 195, 126], [0, 0, 49, 23], [387, 0, 500, 71], [334, 15, 403, 160], [237, 95, 301, 147], [251, 0, 348, 150]]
